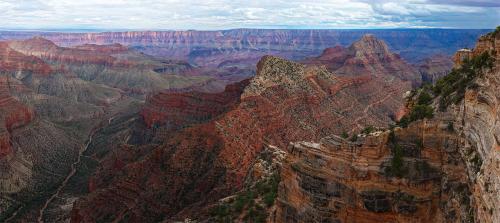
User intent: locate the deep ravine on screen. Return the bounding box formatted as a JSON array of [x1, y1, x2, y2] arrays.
[[36, 115, 117, 223]]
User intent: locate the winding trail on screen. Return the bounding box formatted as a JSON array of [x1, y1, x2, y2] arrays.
[[36, 114, 117, 223], [4, 205, 24, 223], [353, 91, 397, 129]]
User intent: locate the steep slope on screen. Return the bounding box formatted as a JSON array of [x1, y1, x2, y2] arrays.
[[451, 31, 500, 222], [276, 29, 500, 223]]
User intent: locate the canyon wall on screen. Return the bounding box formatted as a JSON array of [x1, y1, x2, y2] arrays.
[[452, 32, 500, 222], [0, 29, 488, 65]]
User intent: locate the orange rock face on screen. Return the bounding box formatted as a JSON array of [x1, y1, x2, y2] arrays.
[[276, 120, 472, 223]]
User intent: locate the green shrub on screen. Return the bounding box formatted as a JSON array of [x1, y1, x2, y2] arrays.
[[341, 131, 349, 139], [210, 172, 280, 221], [397, 116, 410, 128], [447, 122, 454, 132], [361, 126, 376, 134], [491, 26, 500, 37], [386, 144, 408, 178], [417, 91, 433, 105], [435, 51, 494, 110], [409, 104, 434, 121], [232, 190, 254, 212], [350, 134, 358, 142], [388, 130, 396, 144]]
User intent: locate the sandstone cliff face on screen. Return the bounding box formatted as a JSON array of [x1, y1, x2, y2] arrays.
[[275, 31, 500, 223], [450, 32, 500, 222], [276, 120, 472, 222]]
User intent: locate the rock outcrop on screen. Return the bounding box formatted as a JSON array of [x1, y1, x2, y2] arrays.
[[276, 121, 471, 222], [6, 37, 210, 95], [0, 37, 214, 222], [451, 31, 500, 222]]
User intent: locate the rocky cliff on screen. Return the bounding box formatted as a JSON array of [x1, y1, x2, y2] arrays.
[[277, 121, 471, 222], [275, 29, 500, 223], [452, 30, 500, 222]]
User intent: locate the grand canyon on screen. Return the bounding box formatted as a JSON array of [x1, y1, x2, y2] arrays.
[[0, 2, 499, 222]]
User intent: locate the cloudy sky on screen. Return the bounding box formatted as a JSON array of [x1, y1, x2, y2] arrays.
[[0, 0, 498, 30]]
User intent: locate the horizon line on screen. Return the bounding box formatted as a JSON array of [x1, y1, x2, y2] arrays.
[[0, 27, 494, 33]]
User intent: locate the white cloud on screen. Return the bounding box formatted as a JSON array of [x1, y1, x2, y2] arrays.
[[0, 0, 497, 30]]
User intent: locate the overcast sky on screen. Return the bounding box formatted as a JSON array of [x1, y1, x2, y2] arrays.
[[0, 0, 498, 30]]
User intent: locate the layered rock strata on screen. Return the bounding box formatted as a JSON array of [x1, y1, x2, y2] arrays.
[[276, 121, 471, 222]]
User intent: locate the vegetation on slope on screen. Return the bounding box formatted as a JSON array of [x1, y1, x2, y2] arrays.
[[434, 51, 494, 110], [210, 173, 280, 223], [398, 51, 494, 128]]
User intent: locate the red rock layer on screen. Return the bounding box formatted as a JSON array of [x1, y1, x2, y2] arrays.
[[140, 79, 249, 129], [72, 43, 128, 54], [276, 32, 500, 223], [0, 131, 11, 157], [0, 29, 486, 64], [9, 37, 122, 65], [0, 76, 34, 158], [0, 42, 52, 77]]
